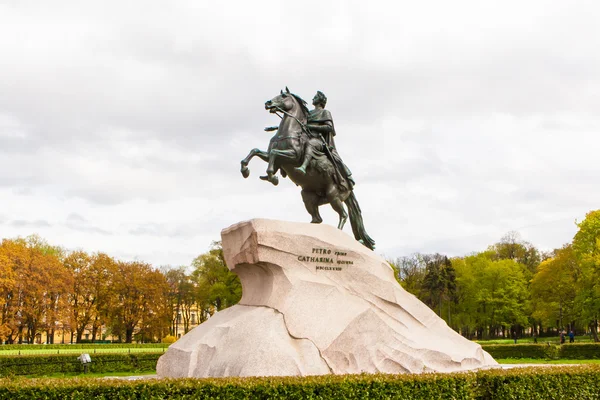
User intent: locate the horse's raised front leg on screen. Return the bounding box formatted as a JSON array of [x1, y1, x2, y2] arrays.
[[240, 148, 269, 178], [259, 151, 280, 186], [259, 148, 297, 186]]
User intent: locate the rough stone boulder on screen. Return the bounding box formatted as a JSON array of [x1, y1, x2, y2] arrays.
[[156, 219, 497, 378]]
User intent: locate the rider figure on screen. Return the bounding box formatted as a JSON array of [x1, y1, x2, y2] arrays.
[[296, 91, 355, 188]]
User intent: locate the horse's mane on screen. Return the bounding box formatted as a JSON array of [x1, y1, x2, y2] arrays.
[[290, 92, 309, 118]]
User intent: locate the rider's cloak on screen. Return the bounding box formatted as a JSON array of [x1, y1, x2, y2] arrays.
[[308, 108, 353, 189]]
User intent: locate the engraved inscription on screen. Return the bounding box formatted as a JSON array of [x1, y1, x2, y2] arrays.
[[297, 247, 354, 271]]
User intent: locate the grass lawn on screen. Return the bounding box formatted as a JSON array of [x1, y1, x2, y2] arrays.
[[496, 358, 600, 364], [0, 347, 166, 356]]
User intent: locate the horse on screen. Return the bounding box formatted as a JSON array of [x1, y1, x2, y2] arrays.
[[240, 88, 375, 250]]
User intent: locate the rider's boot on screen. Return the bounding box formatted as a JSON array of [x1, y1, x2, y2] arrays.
[[295, 156, 310, 175]]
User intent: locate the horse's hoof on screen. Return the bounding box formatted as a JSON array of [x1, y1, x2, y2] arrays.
[[271, 176, 279, 186], [241, 167, 250, 178]]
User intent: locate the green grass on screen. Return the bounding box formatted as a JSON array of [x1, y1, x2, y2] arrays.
[[497, 358, 600, 364], [0, 347, 166, 356]]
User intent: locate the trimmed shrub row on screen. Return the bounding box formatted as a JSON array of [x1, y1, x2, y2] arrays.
[[0, 343, 166, 350], [475, 365, 600, 399], [0, 365, 599, 399], [0, 353, 160, 376], [482, 344, 558, 359], [559, 343, 600, 359], [482, 343, 600, 360]]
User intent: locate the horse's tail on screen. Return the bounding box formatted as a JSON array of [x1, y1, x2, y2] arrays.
[[344, 192, 376, 250]]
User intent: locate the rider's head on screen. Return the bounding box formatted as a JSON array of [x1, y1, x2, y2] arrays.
[[312, 91, 327, 108]]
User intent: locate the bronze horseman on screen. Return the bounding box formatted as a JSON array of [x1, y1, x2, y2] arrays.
[[240, 88, 375, 250]]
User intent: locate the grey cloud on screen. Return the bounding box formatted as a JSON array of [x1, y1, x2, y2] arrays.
[[66, 213, 87, 223], [10, 219, 52, 228], [64, 213, 112, 235], [65, 224, 112, 235], [128, 222, 199, 239]]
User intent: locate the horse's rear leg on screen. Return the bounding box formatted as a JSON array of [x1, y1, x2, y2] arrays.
[[301, 190, 323, 224], [326, 185, 348, 230]]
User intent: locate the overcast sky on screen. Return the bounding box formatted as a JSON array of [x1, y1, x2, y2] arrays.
[[1, 1, 598, 267]]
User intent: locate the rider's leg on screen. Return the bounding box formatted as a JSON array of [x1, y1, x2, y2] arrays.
[[295, 142, 313, 175]]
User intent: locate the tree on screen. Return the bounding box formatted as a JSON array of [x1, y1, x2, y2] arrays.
[[0, 236, 72, 344], [422, 254, 456, 319], [478, 257, 529, 338], [191, 242, 241, 313], [490, 231, 541, 277], [572, 210, 600, 341], [138, 268, 171, 343], [64, 251, 115, 343], [89, 253, 119, 342], [389, 254, 427, 299], [0, 243, 16, 342], [164, 266, 198, 335], [450, 251, 529, 339], [530, 245, 579, 332], [451, 257, 479, 338], [106, 261, 170, 343]]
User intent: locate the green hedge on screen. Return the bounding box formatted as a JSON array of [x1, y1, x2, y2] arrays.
[[482, 343, 600, 360], [558, 343, 600, 359], [0, 366, 599, 399], [475, 366, 600, 399], [0, 343, 166, 350], [0, 353, 160, 376], [482, 344, 559, 359]]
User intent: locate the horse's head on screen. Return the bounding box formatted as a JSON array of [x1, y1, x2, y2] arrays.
[[265, 87, 298, 114]]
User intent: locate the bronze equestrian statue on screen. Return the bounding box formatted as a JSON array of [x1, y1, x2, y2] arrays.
[[240, 88, 375, 250]]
